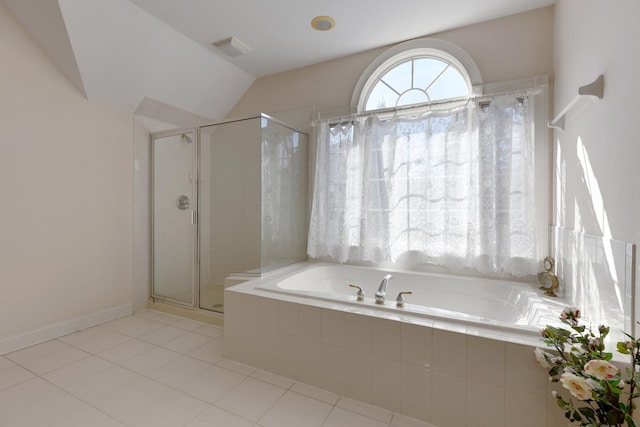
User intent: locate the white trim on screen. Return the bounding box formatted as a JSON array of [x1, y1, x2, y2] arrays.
[[0, 303, 133, 355], [351, 37, 483, 112]]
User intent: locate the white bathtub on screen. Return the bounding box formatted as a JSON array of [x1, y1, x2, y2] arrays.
[[223, 261, 600, 425], [252, 262, 566, 339], [224, 263, 592, 427]]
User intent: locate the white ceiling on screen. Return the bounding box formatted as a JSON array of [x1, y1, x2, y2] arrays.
[[3, 0, 554, 122], [128, 0, 555, 77]]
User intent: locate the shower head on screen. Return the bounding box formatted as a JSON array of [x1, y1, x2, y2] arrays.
[[181, 134, 193, 144]]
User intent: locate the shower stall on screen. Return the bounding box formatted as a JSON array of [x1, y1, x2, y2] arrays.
[[150, 115, 308, 313]]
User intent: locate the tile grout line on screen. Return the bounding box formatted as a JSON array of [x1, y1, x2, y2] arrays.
[[6, 320, 240, 427], [3, 312, 435, 427]]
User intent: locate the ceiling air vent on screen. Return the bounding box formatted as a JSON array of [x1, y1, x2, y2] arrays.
[[212, 36, 252, 57]]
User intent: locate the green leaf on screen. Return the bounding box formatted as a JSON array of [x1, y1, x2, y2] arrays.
[[618, 342, 630, 354], [577, 406, 596, 420], [606, 409, 625, 425]]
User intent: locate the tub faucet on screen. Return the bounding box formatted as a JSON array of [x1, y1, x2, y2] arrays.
[[375, 274, 393, 304]]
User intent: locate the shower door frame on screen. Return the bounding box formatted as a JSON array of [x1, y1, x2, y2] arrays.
[[149, 128, 200, 309]]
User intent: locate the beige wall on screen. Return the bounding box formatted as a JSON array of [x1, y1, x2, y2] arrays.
[[0, 3, 133, 340], [228, 6, 554, 120], [553, 0, 640, 242]]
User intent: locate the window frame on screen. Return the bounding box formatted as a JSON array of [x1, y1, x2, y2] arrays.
[[351, 38, 484, 113], [349, 37, 550, 266]]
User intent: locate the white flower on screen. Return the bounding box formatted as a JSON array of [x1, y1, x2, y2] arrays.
[[560, 373, 592, 400], [560, 307, 580, 319], [560, 307, 581, 325], [583, 360, 619, 380], [534, 348, 555, 370]]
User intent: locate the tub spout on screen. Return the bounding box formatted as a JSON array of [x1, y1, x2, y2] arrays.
[[375, 274, 393, 304]]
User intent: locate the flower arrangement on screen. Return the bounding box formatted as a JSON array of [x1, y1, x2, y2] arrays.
[[536, 307, 640, 426]]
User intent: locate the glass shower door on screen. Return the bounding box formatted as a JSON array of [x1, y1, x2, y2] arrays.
[[151, 131, 197, 306]]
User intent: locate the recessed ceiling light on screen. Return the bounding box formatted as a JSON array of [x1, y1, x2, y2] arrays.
[[311, 16, 335, 31]]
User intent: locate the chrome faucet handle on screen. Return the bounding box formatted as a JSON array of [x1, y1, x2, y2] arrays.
[[349, 284, 365, 300], [396, 291, 413, 306], [374, 274, 393, 304]]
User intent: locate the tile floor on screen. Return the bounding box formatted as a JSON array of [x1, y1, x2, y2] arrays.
[[0, 310, 434, 427]]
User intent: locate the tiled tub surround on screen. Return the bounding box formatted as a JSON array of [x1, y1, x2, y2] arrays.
[[224, 264, 578, 427], [551, 226, 636, 338]]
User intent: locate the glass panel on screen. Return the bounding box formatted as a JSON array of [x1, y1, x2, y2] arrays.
[[366, 81, 399, 110], [152, 132, 196, 305], [199, 119, 262, 313], [261, 118, 309, 273], [427, 66, 468, 101], [413, 58, 448, 90], [380, 60, 412, 94]]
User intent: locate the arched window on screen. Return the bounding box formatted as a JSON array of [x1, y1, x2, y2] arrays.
[[310, 38, 550, 277], [352, 38, 483, 113]]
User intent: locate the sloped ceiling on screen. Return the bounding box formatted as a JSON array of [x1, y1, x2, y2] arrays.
[[3, 0, 555, 122], [3, 0, 254, 121], [130, 0, 556, 78]]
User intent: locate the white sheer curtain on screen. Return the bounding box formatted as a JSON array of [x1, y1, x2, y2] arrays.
[[307, 96, 538, 277]]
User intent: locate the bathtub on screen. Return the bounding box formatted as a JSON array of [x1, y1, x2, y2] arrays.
[[223, 261, 605, 426], [253, 262, 567, 340]]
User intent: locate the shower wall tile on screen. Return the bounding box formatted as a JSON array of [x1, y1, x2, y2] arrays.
[[278, 301, 299, 337], [277, 333, 299, 380], [299, 305, 322, 342], [400, 363, 431, 422], [467, 379, 505, 427], [505, 389, 547, 427], [551, 226, 635, 342], [320, 343, 346, 395], [628, 243, 637, 336], [400, 323, 432, 368], [298, 338, 322, 386], [344, 348, 372, 403], [371, 355, 402, 413], [467, 336, 505, 387], [372, 318, 401, 361], [225, 287, 568, 425], [431, 371, 467, 427], [433, 329, 466, 376], [321, 310, 349, 348], [344, 312, 372, 354], [505, 343, 548, 398], [255, 298, 278, 372]]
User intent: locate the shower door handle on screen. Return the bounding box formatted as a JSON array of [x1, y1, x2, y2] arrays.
[[176, 195, 190, 210]]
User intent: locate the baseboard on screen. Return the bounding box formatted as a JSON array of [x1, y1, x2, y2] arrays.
[[147, 299, 224, 327], [0, 303, 133, 355]]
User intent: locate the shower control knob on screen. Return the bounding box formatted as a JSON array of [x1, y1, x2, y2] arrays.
[[176, 195, 190, 210]]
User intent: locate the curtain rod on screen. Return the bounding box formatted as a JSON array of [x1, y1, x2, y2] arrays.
[[317, 86, 544, 127]]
